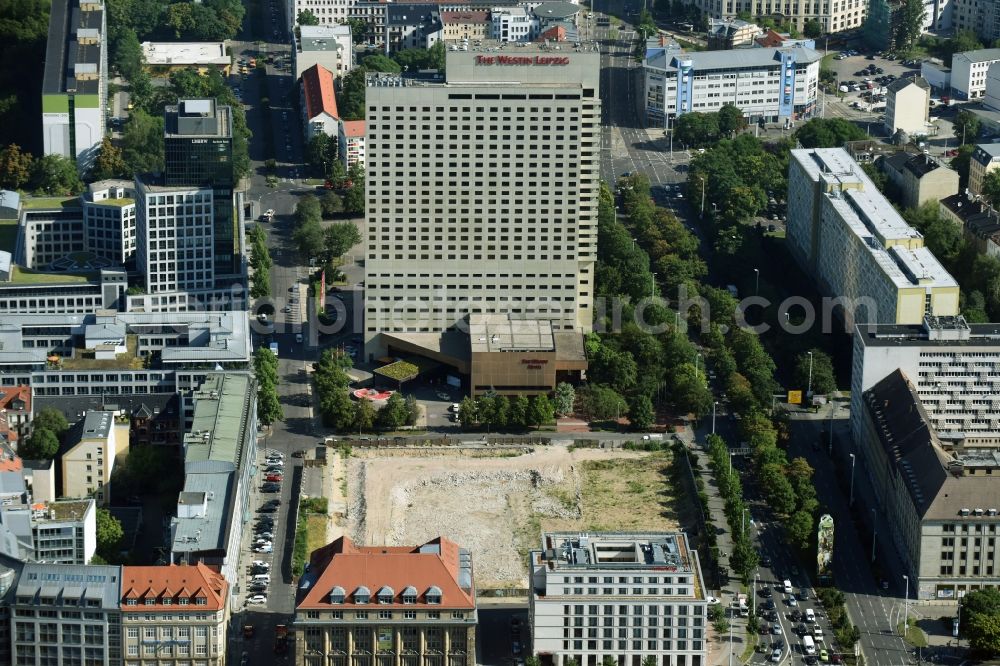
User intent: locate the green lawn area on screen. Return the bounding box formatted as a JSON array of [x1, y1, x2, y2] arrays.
[[0, 219, 16, 255], [21, 196, 80, 210], [98, 198, 134, 207], [304, 514, 328, 555], [11, 266, 95, 284], [898, 620, 928, 648]]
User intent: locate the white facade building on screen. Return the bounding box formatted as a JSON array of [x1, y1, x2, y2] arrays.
[[643, 47, 821, 127], [685, 0, 865, 33], [83, 180, 137, 268], [363, 44, 600, 360], [951, 48, 1000, 99], [295, 24, 354, 79], [530, 532, 708, 666], [884, 77, 931, 137], [135, 177, 216, 293], [490, 7, 540, 41], [0, 499, 97, 565], [339, 119, 366, 167], [786, 148, 960, 326]]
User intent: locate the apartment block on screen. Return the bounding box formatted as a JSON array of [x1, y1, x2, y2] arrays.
[[880, 152, 959, 209], [530, 532, 708, 666], [951, 0, 1000, 43], [385, 4, 442, 52], [294, 535, 477, 666], [339, 120, 366, 168], [295, 24, 355, 79], [0, 499, 97, 564], [951, 49, 1000, 99], [41, 0, 108, 173], [83, 180, 138, 269], [490, 7, 539, 41], [643, 47, 820, 128], [61, 410, 129, 505], [786, 148, 959, 326], [969, 143, 1000, 196], [121, 563, 229, 665], [363, 44, 600, 362], [440, 11, 489, 40], [850, 316, 1000, 599], [16, 196, 86, 270], [0, 310, 252, 398], [687, 0, 865, 32], [302, 64, 341, 140], [170, 373, 257, 588]]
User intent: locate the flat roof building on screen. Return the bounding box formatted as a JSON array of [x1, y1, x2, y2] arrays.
[[787, 148, 959, 326], [41, 0, 108, 173], [643, 46, 821, 128], [295, 535, 477, 666], [170, 373, 258, 589], [295, 24, 354, 79], [363, 43, 599, 392], [0, 499, 97, 564], [61, 410, 128, 505], [530, 532, 708, 666], [142, 41, 232, 76]]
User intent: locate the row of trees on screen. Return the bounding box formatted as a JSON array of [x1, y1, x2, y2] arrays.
[[455, 393, 558, 431], [673, 106, 746, 148], [705, 433, 759, 584], [0, 144, 83, 195], [313, 350, 419, 431], [249, 226, 272, 300], [18, 408, 70, 461], [292, 193, 363, 265], [253, 347, 284, 426]]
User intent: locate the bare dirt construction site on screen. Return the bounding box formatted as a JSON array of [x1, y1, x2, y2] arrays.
[[346, 444, 696, 589]]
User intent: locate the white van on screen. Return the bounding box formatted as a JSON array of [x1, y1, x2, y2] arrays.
[[802, 635, 816, 655], [813, 626, 824, 639], [783, 579, 793, 594], [805, 608, 815, 623]]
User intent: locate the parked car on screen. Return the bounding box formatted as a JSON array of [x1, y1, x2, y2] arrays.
[[247, 594, 268, 604], [265, 474, 284, 482], [261, 483, 280, 493], [258, 505, 277, 513]]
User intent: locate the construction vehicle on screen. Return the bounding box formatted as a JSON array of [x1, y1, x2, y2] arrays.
[[274, 624, 288, 654]]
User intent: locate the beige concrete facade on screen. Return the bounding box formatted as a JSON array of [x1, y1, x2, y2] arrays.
[[61, 411, 129, 506], [691, 0, 865, 32], [297, 618, 476, 666], [969, 144, 1000, 195], [884, 78, 930, 136]]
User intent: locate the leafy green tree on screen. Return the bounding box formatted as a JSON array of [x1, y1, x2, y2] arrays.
[[578, 385, 628, 421], [803, 18, 823, 38], [321, 388, 355, 430], [787, 510, 814, 550], [20, 428, 59, 460], [674, 111, 720, 148], [589, 345, 637, 394], [253, 347, 279, 386], [339, 68, 368, 120], [628, 394, 655, 430], [320, 191, 343, 218], [458, 396, 479, 429], [717, 104, 745, 137], [528, 394, 554, 427], [492, 395, 509, 429], [33, 407, 69, 435], [794, 349, 837, 395], [329, 159, 348, 188], [376, 393, 410, 429], [759, 463, 797, 515], [353, 398, 376, 433], [95, 508, 125, 562], [343, 184, 365, 214], [982, 170, 1000, 207], [361, 54, 402, 73], [323, 222, 362, 259], [553, 382, 575, 417], [258, 385, 283, 426], [121, 109, 165, 173], [955, 109, 981, 145], [297, 9, 319, 24], [30, 154, 82, 195], [0, 143, 33, 189], [306, 133, 337, 177], [670, 363, 714, 418], [509, 395, 530, 428], [112, 27, 144, 81], [294, 217, 325, 261], [91, 136, 129, 180], [725, 372, 756, 415], [794, 118, 867, 148], [894, 0, 925, 51], [730, 537, 759, 583], [903, 201, 964, 265]]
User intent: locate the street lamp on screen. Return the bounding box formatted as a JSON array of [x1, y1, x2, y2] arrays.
[[807, 351, 814, 397], [871, 508, 877, 563], [650, 272, 657, 298], [694, 352, 702, 378], [902, 575, 910, 637], [754, 268, 760, 296], [849, 453, 856, 506], [712, 401, 718, 434]]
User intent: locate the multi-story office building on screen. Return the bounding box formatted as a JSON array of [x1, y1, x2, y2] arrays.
[[162, 99, 244, 284], [490, 7, 539, 41], [12, 563, 122, 665], [121, 563, 229, 665], [969, 143, 1000, 196], [440, 10, 489, 41], [61, 411, 129, 505], [16, 195, 86, 270], [529, 532, 708, 666], [786, 148, 959, 326], [41, 0, 108, 173], [170, 373, 257, 588], [951, 0, 1000, 43], [0, 554, 23, 666], [385, 4, 442, 52], [951, 49, 1000, 99], [83, 180, 138, 269], [141, 41, 232, 77], [850, 315, 1000, 599], [643, 47, 820, 128], [294, 535, 477, 666], [687, 0, 865, 32], [135, 177, 217, 293], [0, 309, 251, 397], [363, 44, 600, 365], [0, 499, 97, 564], [295, 24, 355, 79]]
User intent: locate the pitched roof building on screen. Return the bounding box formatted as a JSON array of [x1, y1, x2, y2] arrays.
[[121, 562, 227, 610], [295, 536, 477, 666], [301, 63, 340, 140]]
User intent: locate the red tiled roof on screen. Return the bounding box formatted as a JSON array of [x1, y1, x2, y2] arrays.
[[755, 29, 785, 48], [342, 120, 366, 138], [121, 563, 228, 612], [297, 536, 476, 610], [0, 386, 30, 413], [302, 64, 339, 122], [440, 10, 488, 23]]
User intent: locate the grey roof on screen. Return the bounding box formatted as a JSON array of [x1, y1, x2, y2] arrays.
[[387, 3, 440, 25], [854, 317, 1000, 347], [973, 143, 1000, 164], [16, 563, 121, 609], [649, 46, 822, 73], [80, 410, 114, 440], [953, 48, 1000, 64], [42, 0, 104, 96], [299, 24, 351, 52], [171, 472, 235, 554], [164, 99, 232, 138], [887, 76, 929, 93], [0, 472, 25, 497], [33, 394, 180, 426], [0, 191, 19, 219], [0, 251, 11, 275], [532, 1, 580, 20]]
